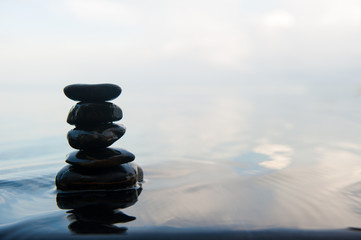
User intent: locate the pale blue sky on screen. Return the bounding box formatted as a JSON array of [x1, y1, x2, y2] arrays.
[[1, 0, 361, 88]]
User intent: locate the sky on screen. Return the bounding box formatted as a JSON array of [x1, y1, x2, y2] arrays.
[[0, 0, 361, 88], [1, 0, 361, 152]]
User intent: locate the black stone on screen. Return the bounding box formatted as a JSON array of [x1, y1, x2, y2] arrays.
[[67, 124, 126, 150], [64, 84, 121, 102], [55, 163, 138, 191], [67, 102, 122, 126], [68, 207, 136, 224], [56, 188, 142, 210], [65, 148, 135, 168], [68, 221, 127, 234]]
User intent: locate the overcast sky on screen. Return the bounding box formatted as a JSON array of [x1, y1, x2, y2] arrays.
[[0, 0, 361, 87]]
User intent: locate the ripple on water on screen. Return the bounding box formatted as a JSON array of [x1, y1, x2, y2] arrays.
[[0, 174, 57, 225], [138, 157, 361, 230], [1, 152, 361, 237], [0, 149, 61, 225]]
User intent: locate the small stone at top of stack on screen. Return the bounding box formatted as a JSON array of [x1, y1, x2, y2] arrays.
[[56, 83, 142, 191], [64, 83, 122, 102]]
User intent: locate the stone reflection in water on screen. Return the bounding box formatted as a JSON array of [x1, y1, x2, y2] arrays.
[[57, 188, 142, 234], [55, 84, 144, 234]]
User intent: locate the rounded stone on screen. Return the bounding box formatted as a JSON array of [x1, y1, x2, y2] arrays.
[[67, 102, 122, 126], [64, 84, 122, 102], [57, 188, 142, 210], [67, 124, 126, 150], [68, 221, 127, 234], [66, 148, 135, 168], [68, 208, 136, 224], [55, 163, 138, 191]]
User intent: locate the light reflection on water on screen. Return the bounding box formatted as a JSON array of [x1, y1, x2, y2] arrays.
[[0, 81, 361, 236]]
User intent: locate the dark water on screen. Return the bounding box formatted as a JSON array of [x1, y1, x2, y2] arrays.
[[1, 81, 361, 239]]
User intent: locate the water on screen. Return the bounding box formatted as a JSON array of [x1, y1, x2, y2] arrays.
[[0, 81, 361, 239]]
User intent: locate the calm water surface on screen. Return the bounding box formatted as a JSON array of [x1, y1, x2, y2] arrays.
[[1, 81, 361, 239]]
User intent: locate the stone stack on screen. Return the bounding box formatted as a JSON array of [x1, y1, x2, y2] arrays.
[[56, 83, 143, 191]]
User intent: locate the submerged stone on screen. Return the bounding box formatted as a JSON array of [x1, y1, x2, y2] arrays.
[[57, 188, 142, 210], [67, 124, 126, 150], [68, 207, 136, 224], [55, 163, 138, 191], [64, 83, 122, 102], [67, 102, 122, 126], [68, 221, 127, 234], [66, 148, 135, 168]]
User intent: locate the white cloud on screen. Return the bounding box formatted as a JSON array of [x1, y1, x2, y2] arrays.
[[318, 5, 361, 26], [262, 10, 295, 28], [66, 0, 139, 25], [254, 143, 293, 170], [1, 0, 361, 84]]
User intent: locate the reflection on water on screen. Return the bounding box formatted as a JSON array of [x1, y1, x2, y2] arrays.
[[57, 188, 142, 234], [0, 81, 361, 238], [254, 143, 293, 170]]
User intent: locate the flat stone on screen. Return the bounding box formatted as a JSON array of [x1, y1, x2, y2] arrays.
[[57, 188, 142, 210], [67, 124, 126, 150], [64, 84, 121, 102], [55, 163, 138, 191], [68, 207, 136, 224], [66, 148, 135, 168], [67, 102, 122, 126], [68, 221, 127, 234]]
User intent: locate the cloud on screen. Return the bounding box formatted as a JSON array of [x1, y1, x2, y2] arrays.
[[1, 0, 361, 84], [318, 4, 361, 26], [262, 10, 295, 28], [254, 143, 293, 170], [66, 0, 139, 25]]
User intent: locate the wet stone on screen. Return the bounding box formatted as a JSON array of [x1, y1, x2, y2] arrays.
[[67, 102, 122, 126], [64, 84, 122, 102], [55, 163, 138, 191], [68, 221, 127, 234], [68, 207, 136, 224], [56, 188, 142, 210], [67, 124, 126, 150], [66, 148, 135, 168]]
